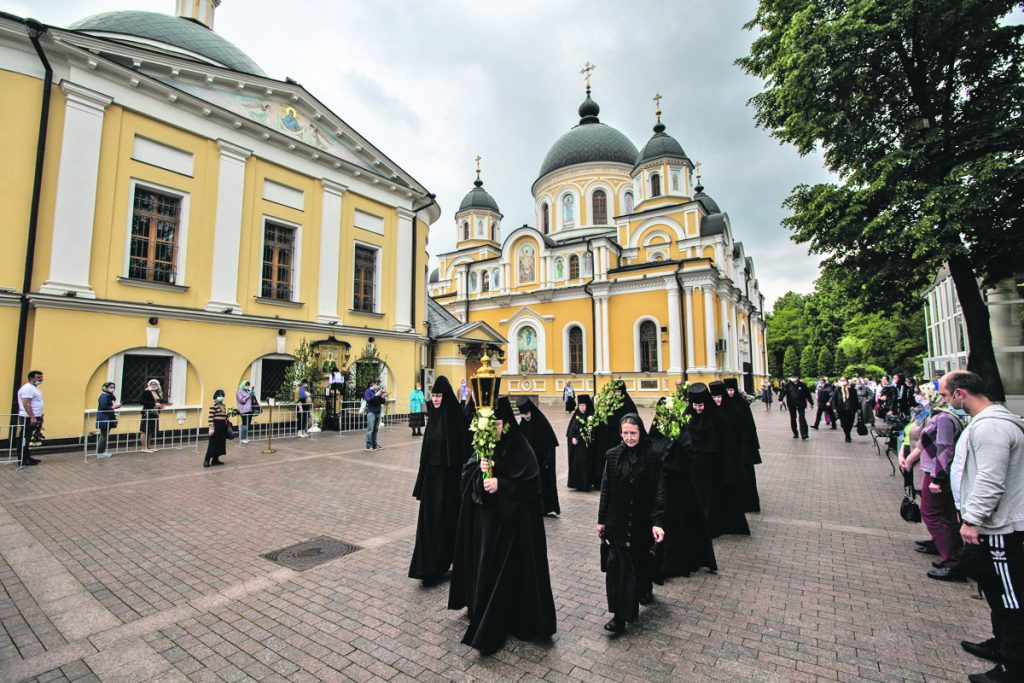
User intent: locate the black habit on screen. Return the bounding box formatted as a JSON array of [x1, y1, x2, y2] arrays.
[[448, 398, 557, 654], [707, 382, 751, 537], [565, 395, 594, 491], [724, 378, 762, 513], [590, 382, 639, 489], [598, 416, 666, 624], [517, 398, 561, 516], [409, 376, 468, 582]]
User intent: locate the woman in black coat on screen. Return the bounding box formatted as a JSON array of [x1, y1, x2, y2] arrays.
[[725, 378, 761, 513], [597, 413, 665, 634], [517, 398, 560, 516], [566, 395, 594, 491], [203, 389, 228, 468], [409, 375, 468, 585], [590, 381, 638, 489], [707, 381, 751, 537]]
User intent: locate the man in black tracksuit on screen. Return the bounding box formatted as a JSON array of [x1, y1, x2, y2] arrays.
[[811, 378, 836, 431], [781, 373, 814, 440]]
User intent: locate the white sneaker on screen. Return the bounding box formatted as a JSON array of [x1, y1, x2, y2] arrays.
[[240, 439, 250, 444], [97, 452, 113, 458], [298, 432, 308, 438]]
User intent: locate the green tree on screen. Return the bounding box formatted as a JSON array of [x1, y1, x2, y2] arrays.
[[277, 338, 324, 402], [817, 347, 833, 380], [765, 292, 808, 378], [800, 344, 818, 379], [834, 346, 847, 377], [350, 343, 385, 401], [738, 1, 1022, 400], [783, 345, 800, 377]]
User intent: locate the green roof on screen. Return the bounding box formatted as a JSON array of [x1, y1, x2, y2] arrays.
[[69, 11, 266, 76], [458, 179, 500, 213], [538, 122, 639, 179]]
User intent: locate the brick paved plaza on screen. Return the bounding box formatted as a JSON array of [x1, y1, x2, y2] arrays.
[[0, 408, 991, 682]]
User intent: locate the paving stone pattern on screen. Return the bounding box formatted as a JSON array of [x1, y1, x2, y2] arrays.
[[0, 407, 992, 681]]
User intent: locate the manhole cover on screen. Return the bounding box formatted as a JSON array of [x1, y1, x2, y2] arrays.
[[260, 536, 361, 571]]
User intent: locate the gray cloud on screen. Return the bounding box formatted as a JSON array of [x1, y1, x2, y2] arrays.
[[13, 0, 837, 306]]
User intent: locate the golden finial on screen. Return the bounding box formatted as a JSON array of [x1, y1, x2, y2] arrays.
[[694, 160, 703, 187], [475, 155, 481, 176], [653, 92, 663, 120], [580, 61, 596, 92]]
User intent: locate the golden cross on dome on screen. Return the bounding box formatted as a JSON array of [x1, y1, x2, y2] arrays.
[[695, 160, 703, 184], [475, 155, 481, 176], [653, 93, 663, 119], [580, 61, 596, 91]]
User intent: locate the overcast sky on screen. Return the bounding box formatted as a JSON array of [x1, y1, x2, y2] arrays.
[[6, 0, 840, 309]]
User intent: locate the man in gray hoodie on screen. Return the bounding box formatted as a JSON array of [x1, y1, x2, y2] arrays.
[[940, 371, 1024, 683]]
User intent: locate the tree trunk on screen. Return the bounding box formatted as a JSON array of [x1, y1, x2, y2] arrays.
[[947, 253, 1006, 401]]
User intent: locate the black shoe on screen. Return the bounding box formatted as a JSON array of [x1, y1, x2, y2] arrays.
[[915, 539, 934, 548], [801, 435, 809, 440], [915, 545, 940, 556], [831, 426, 837, 430], [203, 459, 211, 468], [211, 459, 225, 466], [962, 638, 1001, 663], [968, 665, 1012, 683], [932, 561, 944, 569], [639, 592, 653, 606], [20, 459, 38, 467], [845, 436, 852, 442], [792, 434, 799, 438], [927, 566, 966, 582], [603, 618, 625, 634], [810, 425, 819, 430]]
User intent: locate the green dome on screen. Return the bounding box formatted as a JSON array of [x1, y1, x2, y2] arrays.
[[458, 178, 500, 213], [69, 11, 266, 76], [636, 122, 690, 166], [537, 92, 639, 180]]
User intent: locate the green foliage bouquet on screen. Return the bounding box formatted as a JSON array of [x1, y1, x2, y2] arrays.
[[469, 407, 508, 479], [653, 383, 691, 440], [582, 381, 625, 445]]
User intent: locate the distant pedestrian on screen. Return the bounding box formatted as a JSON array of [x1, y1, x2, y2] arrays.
[[203, 389, 229, 468], [16, 370, 44, 467], [457, 378, 472, 407], [236, 380, 255, 444], [364, 378, 386, 450], [409, 382, 426, 436], [781, 373, 813, 439], [940, 371, 1024, 683], [95, 381, 120, 458], [563, 382, 576, 413], [296, 379, 312, 438], [811, 377, 836, 431], [139, 379, 164, 453], [831, 377, 859, 442], [856, 379, 875, 425], [759, 380, 773, 412]]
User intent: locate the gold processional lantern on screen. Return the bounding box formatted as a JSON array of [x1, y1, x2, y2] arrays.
[[471, 351, 501, 412]]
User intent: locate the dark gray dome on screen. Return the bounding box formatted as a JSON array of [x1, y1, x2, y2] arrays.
[[69, 11, 266, 76], [701, 213, 727, 236], [694, 185, 721, 214], [458, 178, 500, 213], [538, 123, 639, 179], [636, 122, 690, 166], [428, 268, 440, 283]]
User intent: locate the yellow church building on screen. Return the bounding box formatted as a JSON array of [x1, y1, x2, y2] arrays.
[[429, 77, 769, 403], [1, 2, 438, 441]]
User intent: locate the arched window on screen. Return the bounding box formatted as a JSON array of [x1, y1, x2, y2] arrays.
[[462, 221, 469, 241], [639, 320, 658, 372], [650, 173, 661, 198], [517, 326, 539, 374], [568, 326, 584, 374], [569, 254, 580, 279], [481, 269, 490, 292], [592, 189, 607, 224], [624, 191, 634, 214], [541, 203, 550, 234]]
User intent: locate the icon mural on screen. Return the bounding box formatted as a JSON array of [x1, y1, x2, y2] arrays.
[[518, 326, 539, 374], [518, 243, 536, 283]]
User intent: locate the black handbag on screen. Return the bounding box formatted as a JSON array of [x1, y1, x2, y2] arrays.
[[900, 469, 920, 523], [856, 415, 868, 436], [225, 421, 236, 440]]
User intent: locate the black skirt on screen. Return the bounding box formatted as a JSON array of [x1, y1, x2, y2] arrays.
[[205, 420, 227, 458], [409, 412, 425, 428]]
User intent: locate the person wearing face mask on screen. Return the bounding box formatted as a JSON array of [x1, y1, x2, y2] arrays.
[[448, 396, 556, 655], [409, 376, 469, 585], [781, 373, 814, 439], [597, 413, 666, 634], [95, 382, 120, 458], [16, 370, 44, 467], [236, 380, 255, 444], [203, 389, 229, 468], [139, 379, 165, 453], [517, 398, 560, 517], [831, 377, 861, 443]]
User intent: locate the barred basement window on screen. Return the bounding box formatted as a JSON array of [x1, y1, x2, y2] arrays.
[[261, 222, 295, 300], [122, 354, 171, 404], [129, 187, 180, 283], [353, 245, 377, 312]]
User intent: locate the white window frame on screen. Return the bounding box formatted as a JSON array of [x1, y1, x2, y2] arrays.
[[586, 183, 613, 226], [123, 178, 190, 286], [352, 239, 382, 313], [258, 215, 303, 302], [108, 347, 188, 406], [562, 322, 588, 374], [633, 316, 663, 372]]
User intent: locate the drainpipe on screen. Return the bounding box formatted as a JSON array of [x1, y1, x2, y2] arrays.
[[11, 18, 52, 415], [675, 272, 688, 382]]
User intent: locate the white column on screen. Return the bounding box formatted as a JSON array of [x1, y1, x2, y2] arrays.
[[394, 207, 415, 331], [601, 296, 611, 371], [314, 179, 346, 323], [205, 140, 252, 313], [704, 288, 717, 372], [730, 300, 740, 371], [684, 286, 695, 369], [39, 82, 113, 298], [593, 295, 604, 373], [666, 284, 683, 373], [719, 295, 731, 371]]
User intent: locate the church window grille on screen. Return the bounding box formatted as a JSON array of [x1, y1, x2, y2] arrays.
[[259, 358, 293, 402], [261, 221, 295, 300], [568, 326, 584, 374], [592, 189, 608, 224], [129, 187, 180, 284], [650, 173, 661, 198], [639, 320, 658, 372], [353, 245, 377, 312], [569, 255, 580, 279], [481, 270, 490, 292], [122, 354, 172, 403], [542, 203, 550, 234]]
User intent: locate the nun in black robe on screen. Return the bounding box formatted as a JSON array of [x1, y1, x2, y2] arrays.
[[409, 376, 469, 584], [566, 395, 594, 491], [590, 381, 639, 489], [724, 378, 761, 513], [598, 413, 666, 634], [648, 408, 718, 579], [517, 398, 560, 516], [707, 381, 751, 537], [447, 397, 557, 654]]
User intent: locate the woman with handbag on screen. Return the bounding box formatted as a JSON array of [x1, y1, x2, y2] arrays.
[[95, 382, 120, 458], [204, 389, 229, 468], [236, 380, 255, 444], [139, 379, 164, 453]]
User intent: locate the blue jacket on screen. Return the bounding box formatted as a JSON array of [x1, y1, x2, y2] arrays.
[[97, 392, 117, 427], [364, 386, 385, 414]]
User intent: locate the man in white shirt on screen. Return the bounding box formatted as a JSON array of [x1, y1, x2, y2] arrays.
[[16, 370, 44, 467]]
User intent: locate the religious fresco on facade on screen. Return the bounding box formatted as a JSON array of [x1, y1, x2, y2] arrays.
[[492, 268, 500, 288], [562, 193, 574, 225], [160, 80, 384, 177], [671, 170, 681, 191], [469, 271, 478, 292], [517, 326, 539, 374], [554, 257, 565, 280], [624, 191, 634, 214], [582, 251, 593, 276], [477, 217, 485, 237], [518, 244, 536, 282]]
